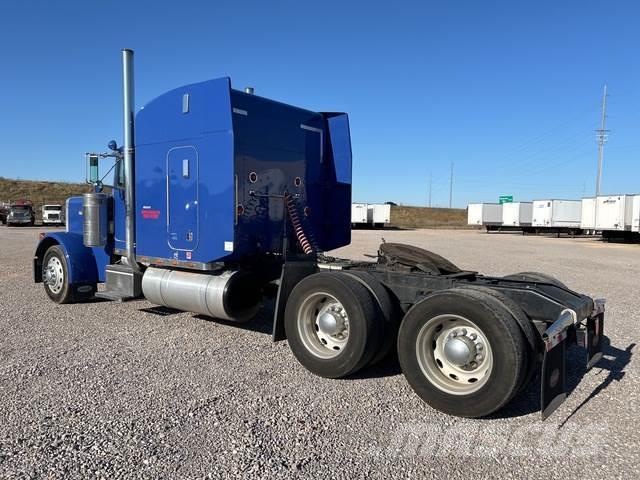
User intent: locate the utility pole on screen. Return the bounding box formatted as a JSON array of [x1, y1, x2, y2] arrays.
[[448, 163, 453, 208], [595, 84, 609, 197], [428, 172, 432, 208]]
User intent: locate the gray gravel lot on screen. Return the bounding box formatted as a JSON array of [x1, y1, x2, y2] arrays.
[[1, 226, 639, 479]]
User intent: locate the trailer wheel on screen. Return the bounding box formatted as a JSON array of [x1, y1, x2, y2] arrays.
[[397, 288, 527, 418], [504, 271, 567, 289], [340, 270, 401, 365], [285, 272, 379, 378], [42, 245, 73, 304]]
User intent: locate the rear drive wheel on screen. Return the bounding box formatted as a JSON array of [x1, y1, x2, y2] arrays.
[[397, 288, 528, 418], [285, 272, 380, 378], [340, 270, 400, 365], [42, 245, 73, 304], [455, 285, 540, 395]]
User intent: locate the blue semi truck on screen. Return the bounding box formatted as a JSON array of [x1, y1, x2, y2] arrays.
[[33, 50, 605, 419]]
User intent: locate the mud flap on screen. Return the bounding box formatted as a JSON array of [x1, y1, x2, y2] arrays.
[[272, 260, 318, 342], [541, 333, 567, 420]]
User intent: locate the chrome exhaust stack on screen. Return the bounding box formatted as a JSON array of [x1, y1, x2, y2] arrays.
[[122, 48, 138, 271], [95, 49, 142, 301]]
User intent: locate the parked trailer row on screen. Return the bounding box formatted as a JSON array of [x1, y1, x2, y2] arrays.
[[351, 203, 391, 228], [468, 200, 583, 234], [469, 195, 640, 239]]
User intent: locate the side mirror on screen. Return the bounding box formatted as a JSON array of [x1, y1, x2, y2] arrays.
[[86, 153, 100, 184]]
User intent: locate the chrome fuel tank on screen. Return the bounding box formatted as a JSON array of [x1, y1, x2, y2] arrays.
[[141, 267, 260, 322]]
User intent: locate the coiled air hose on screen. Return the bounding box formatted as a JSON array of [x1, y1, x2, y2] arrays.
[[284, 193, 316, 255]]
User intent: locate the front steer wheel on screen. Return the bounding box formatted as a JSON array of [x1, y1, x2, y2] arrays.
[[397, 288, 528, 418], [42, 245, 73, 304]]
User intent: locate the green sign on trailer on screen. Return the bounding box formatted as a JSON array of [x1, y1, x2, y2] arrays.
[[499, 195, 513, 204]]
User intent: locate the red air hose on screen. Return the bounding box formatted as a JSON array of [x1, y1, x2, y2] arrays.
[[285, 193, 314, 255]]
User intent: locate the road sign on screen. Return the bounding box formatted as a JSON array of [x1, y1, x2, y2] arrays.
[[499, 195, 513, 204]]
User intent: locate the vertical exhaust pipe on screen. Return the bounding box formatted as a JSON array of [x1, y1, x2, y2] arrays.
[[122, 49, 138, 270]]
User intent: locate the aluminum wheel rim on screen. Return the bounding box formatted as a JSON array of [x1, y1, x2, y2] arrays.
[[297, 292, 350, 359], [43, 256, 64, 295], [416, 314, 493, 395]]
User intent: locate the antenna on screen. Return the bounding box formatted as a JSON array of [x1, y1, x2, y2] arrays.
[[428, 172, 432, 208], [595, 84, 609, 197]]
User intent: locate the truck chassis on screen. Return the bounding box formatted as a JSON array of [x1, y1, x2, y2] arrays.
[[269, 243, 604, 419]]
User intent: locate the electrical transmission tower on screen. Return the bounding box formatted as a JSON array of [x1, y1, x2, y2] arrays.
[[595, 84, 609, 197]]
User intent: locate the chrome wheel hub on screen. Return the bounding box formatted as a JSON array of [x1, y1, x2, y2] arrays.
[[416, 314, 493, 395], [443, 334, 477, 366], [43, 256, 64, 295], [297, 292, 350, 359], [318, 310, 345, 336]]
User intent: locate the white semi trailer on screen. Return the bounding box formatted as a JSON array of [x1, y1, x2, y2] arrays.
[[351, 203, 369, 227], [580, 198, 597, 235], [532, 200, 582, 235], [368, 204, 391, 228], [467, 203, 502, 231], [595, 195, 634, 232], [502, 202, 533, 229], [633, 195, 640, 234]]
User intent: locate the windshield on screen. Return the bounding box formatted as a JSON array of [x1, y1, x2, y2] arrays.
[[11, 206, 29, 213], [44, 206, 62, 211]]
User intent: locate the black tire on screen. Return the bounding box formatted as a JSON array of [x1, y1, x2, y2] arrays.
[[504, 271, 567, 289], [397, 288, 528, 418], [340, 270, 401, 365], [454, 285, 541, 395], [42, 245, 73, 304], [285, 272, 380, 378]]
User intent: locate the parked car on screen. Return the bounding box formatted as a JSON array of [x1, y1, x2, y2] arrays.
[[42, 204, 64, 226], [6, 203, 35, 226]]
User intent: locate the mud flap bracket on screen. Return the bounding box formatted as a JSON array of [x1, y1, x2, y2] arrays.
[[541, 330, 567, 420], [576, 312, 605, 370]]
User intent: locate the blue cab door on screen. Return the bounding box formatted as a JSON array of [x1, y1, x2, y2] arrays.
[[167, 146, 199, 251]]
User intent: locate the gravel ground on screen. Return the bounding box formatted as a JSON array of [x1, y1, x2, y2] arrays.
[[0, 226, 638, 479]]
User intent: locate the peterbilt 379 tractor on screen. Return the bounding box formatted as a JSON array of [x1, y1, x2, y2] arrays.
[[33, 50, 605, 419]]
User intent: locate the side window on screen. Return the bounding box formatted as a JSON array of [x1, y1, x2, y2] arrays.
[[326, 113, 352, 184]]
